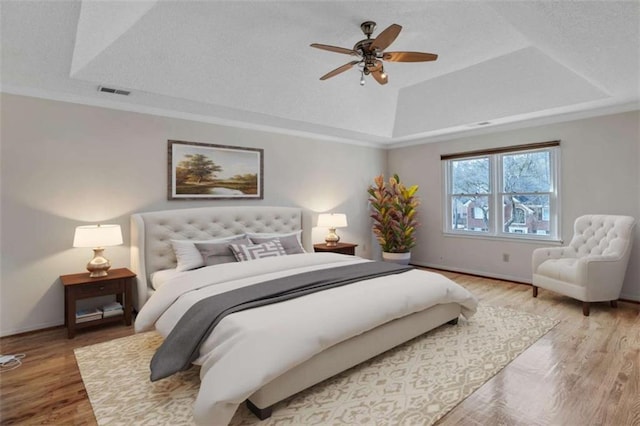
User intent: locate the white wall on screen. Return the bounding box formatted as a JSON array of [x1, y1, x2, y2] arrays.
[[0, 94, 385, 336], [388, 110, 640, 301], [2, 94, 637, 337]]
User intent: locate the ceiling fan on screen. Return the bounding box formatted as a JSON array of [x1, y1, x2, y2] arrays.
[[311, 21, 438, 85]]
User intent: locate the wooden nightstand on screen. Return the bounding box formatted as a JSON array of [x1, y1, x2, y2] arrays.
[[313, 242, 358, 256], [60, 268, 135, 339]]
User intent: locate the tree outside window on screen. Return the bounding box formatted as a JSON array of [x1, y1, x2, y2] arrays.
[[502, 150, 552, 235], [444, 144, 559, 240], [450, 157, 490, 232]]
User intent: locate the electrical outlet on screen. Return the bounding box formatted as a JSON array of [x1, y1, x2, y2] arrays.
[[502, 253, 510, 262]]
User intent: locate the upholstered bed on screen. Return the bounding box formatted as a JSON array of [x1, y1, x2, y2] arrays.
[[130, 205, 478, 425]]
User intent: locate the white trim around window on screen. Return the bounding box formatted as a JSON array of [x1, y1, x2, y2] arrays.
[[442, 141, 561, 242]]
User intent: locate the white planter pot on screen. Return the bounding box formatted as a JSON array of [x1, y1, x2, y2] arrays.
[[382, 252, 411, 265]]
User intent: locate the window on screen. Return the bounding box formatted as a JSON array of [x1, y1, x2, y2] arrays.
[[443, 141, 560, 241], [449, 157, 491, 233]]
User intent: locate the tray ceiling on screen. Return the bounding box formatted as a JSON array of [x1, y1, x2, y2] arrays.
[[1, 1, 638, 146]]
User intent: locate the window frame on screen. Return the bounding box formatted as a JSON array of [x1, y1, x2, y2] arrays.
[[442, 142, 561, 242]]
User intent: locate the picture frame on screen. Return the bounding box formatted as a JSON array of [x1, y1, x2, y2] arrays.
[[168, 140, 264, 200]]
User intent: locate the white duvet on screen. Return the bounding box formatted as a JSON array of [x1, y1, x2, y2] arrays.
[[135, 253, 478, 425]]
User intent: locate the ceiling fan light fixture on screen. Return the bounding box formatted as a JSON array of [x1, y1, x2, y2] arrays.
[[311, 20, 437, 85]]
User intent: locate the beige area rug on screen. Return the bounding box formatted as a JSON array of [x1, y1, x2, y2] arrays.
[[75, 305, 558, 425]]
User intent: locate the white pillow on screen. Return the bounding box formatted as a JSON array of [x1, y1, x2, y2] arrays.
[[171, 234, 246, 271], [229, 240, 287, 262], [247, 229, 302, 241]]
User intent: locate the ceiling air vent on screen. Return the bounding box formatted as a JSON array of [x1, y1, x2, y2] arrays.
[[98, 86, 130, 96]]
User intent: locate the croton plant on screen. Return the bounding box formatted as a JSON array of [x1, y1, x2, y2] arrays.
[[367, 174, 420, 253]]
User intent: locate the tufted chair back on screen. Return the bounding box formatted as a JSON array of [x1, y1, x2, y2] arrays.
[[568, 215, 636, 259], [532, 214, 636, 316]]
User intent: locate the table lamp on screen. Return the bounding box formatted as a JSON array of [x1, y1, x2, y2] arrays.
[[317, 213, 348, 247], [73, 224, 123, 277]]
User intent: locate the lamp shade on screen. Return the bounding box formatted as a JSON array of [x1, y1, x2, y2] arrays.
[[317, 213, 348, 228], [73, 224, 123, 248]]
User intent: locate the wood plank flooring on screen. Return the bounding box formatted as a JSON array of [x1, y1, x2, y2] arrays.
[[1, 271, 638, 425]]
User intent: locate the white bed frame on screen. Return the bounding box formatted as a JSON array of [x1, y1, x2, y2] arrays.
[[130, 205, 461, 419]]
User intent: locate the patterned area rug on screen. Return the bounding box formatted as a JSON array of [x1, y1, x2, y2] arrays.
[[75, 305, 557, 425]]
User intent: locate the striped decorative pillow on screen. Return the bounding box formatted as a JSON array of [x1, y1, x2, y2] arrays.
[[248, 234, 305, 254], [229, 239, 287, 262]]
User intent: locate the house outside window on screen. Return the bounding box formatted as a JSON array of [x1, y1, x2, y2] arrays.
[[443, 142, 560, 241], [513, 207, 526, 224]]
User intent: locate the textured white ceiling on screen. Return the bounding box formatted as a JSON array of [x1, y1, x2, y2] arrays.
[[1, 1, 638, 146]]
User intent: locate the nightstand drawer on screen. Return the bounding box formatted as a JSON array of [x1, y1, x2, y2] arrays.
[[74, 280, 123, 297], [313, 242, 358, 256]]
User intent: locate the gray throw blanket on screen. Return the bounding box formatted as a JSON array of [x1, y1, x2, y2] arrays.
[[150, 261, 412, 381]]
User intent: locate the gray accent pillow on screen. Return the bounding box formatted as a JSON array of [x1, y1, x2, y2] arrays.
[[249, 234, 305, 255], [171, 234, 246, 271], [195, 237, 250, 267]]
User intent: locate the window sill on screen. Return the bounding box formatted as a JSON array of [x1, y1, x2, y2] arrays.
[[443, 231, 563, 245]]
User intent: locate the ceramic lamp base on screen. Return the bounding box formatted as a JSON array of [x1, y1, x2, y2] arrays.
[[87, 247, 111, 278], [325, 227, 340, 247]]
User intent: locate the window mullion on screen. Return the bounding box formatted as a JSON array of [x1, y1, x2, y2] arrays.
[[443, 161, 452, 233], [492, 154, 500, 236]]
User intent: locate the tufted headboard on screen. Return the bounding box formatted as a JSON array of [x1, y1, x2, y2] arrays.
[[130, 205, 302, 311]]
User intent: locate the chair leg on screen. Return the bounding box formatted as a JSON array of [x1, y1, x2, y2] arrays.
[[532, 285, 538, 298], [582, 302, 590, 316], [610, 300, 618, 308]]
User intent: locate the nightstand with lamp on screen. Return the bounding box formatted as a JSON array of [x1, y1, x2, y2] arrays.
[[61, 224, 135, 338], [314, 213, 358, 255]]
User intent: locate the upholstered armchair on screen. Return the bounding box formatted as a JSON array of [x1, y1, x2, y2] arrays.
[[532, 214, 636, 316]]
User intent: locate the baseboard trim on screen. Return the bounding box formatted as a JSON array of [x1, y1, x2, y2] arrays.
[[411, 261, 531, 285], [619, 295, 640, 304], [0, 321, 63, 339], [412, 262, 640, 303]]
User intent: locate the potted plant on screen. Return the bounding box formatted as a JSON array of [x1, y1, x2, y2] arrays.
[[367, 174, 420, 264]]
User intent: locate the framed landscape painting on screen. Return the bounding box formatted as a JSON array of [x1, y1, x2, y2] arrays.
[[168, 140, 264, 200]]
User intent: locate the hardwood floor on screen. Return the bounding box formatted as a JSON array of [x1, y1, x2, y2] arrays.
[[1, 272, 638, 425], [436, 271, 640, 426]]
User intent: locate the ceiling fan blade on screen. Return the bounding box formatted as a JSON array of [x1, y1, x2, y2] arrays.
[[370, 24, 402, 51], [382, 51, 438, 62], [366, 60, 387, 85], [310, 43, 358, 56], [319, 60, 361, 80], [371, 69, 388, 85]]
